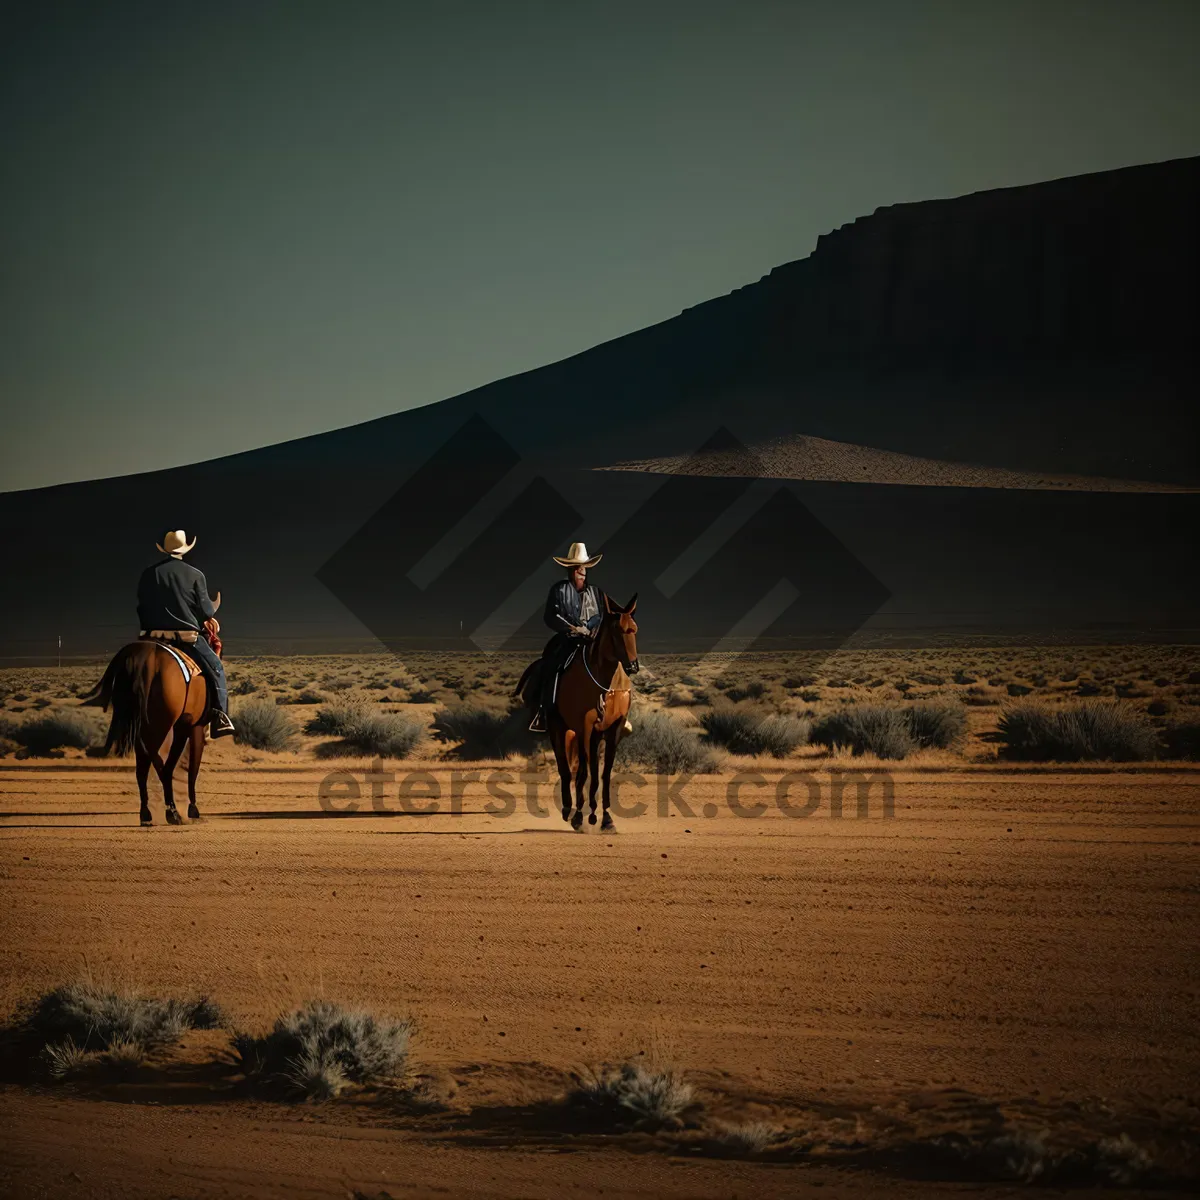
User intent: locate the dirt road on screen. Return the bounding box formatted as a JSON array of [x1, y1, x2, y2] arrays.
[[1, 754, 1197, 1195]]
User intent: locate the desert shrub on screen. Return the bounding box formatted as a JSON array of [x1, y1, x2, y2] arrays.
[[615, 710, 722, 774], [716, 1120, 784, 1154], [232, 999, 414, 1100], [953, 671, 977, 684], [232, 700, 299, 751], [4, 709, 105, 755], [998, 701, 1157, 762], [230, 678, 259, 696], [432, 704, 535, 760], [407, 687, 439, 704], [930, 1128, 1158, 1187], [913, 673, 944, 686], [286, 689, 326, 704], [782, 673, 815, 688], [569, 1062, 695, 1131], [700, 706, 809, 757], [1161, 722, 1200, 760], [303, 698, 368, 737], [1007, 682, 1033, 697], [905, 700, 967, 750], [811, 704, 913, 760], [725, 679, 766, 702], [314, 711, 426, 760], [20, 981, 222, 1053]]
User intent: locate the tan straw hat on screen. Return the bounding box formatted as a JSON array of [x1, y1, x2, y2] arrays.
[[157, 529, 197, 556], [552, 541, 602, 568]]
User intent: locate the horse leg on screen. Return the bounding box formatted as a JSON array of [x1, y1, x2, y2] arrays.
[[571, 730, 589, 831], [600, 728, 618, 832], [553, 728, 572, 822], [158, 725, 189, 826], [186, 723, 205, 820], [135, 743, 154, 826], [587, 725, 603, 825]]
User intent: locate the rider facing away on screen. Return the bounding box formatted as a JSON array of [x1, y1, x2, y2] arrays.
[[136, 529, 235, 738], [528, 541, 633, 734]]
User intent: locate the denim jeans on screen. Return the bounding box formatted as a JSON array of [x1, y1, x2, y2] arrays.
[[187, 634, 229, 714]]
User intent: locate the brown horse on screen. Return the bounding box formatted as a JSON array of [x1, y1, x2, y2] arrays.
[[517, 594, 639, 831], [80, 632, 219, 827]]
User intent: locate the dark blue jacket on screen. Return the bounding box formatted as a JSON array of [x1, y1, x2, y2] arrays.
[[543, 579, 604, 636], [137, 556, 216, 632]]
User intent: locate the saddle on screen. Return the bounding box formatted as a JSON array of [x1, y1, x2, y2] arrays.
[[138, 632, 203, 682]]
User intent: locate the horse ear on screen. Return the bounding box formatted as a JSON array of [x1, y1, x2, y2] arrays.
[[625, 592, 638, 613]]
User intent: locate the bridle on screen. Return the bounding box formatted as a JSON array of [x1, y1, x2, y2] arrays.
[[581, 613, 636, 696]]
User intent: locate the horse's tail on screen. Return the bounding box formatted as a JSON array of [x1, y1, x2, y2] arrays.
[[81, 647, 147, 758], [77, 651, 122, 709]]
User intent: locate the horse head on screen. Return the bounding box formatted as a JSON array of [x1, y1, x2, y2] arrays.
[[601, 592, 639, 675]]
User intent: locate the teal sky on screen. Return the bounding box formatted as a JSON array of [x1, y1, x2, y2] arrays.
[[3, 0, 1198, 493]]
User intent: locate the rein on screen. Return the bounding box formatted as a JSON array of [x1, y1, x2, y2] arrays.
[[581, 624, 633, 696]]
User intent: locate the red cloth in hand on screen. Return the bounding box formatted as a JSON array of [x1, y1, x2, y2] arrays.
[[203, 620, 222, 658]]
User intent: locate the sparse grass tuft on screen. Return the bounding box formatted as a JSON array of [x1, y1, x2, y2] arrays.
[[570, 1062, 696, 1130], [41, 1037, 93, 1079], [101, 1038, 147, 1074], [932, 1127, 1159, 1187], [232, 999, 414, 1101], [232, 700, 299, 751], [21, 980, 214, 1053], [284, 1044, 350, 1100], [615, 710, 722, 774], [715, 1120, 784, 1154], [998, 701, 1158, 761]]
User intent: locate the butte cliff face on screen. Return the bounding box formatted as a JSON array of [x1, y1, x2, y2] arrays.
[[773, 155, 1198, 360], [687, 155, 1200, 481], [2, 156, 1197, 657]]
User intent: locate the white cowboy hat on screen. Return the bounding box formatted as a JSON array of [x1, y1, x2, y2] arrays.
[[157, 529, 197, 556], [552, 541, 602, 568]]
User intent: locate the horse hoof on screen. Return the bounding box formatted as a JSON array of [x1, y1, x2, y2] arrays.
[[139, 813, 153, 827], [561, 807, 572, 823], [601, 816, 616, 833], [187, 806, 200, 821], [165, 807, 184, 826], [588, 812, 597, 825], [570, 811, 584, 831]]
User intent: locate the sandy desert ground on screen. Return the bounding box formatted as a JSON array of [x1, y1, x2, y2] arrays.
[[1, 753, 1198, 1195], [1, 648, 1199, 1196]]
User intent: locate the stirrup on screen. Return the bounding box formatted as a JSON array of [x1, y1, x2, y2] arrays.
[[210, 710, 236, 739], [528, 709, 548, 733]]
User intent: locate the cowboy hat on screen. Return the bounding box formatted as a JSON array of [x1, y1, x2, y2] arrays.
[[553, 541, 602, 568], [157, 529, 197, 556]]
